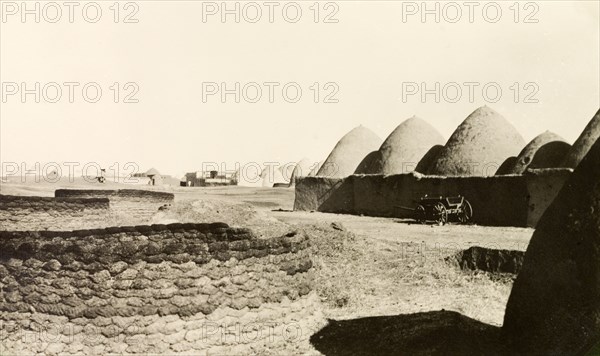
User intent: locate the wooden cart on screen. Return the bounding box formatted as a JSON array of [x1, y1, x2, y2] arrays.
[[414, 195, 473, 225]]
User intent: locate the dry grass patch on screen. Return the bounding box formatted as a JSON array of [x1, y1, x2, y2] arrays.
[[305, 222, 514, 326]]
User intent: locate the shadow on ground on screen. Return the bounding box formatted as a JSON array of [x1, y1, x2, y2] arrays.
[[310, 310, 506, 356]]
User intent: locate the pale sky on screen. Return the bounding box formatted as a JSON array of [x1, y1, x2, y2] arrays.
[[1, 1, 599, 177]]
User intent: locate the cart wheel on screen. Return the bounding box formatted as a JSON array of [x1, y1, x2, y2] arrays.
[[458, 200, 473, 223], [434, 202, 448, 225], [415, 204, 426, 224]]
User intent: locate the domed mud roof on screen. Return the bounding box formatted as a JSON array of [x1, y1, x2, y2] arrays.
[[506, 131, 570, 174], [316, 125, 382, 178], [261, 165, 287, 187], [427, 106, 525, 176], [354, 151, 382, 174], [289, 158, 314, 186], [561, 109, 600, 168], [378, 117, 445, 175], [503, 135, 600, 354]]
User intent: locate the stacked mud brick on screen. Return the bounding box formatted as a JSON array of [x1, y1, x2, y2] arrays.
[[0, 195, 110, 231], [0, 223, 322, 355]]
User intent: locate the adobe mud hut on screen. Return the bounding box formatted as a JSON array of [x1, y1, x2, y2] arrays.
[[414, 144, 444, 174], [502, 131, 571, 175], [316, 125, 382, 178], [495, 156, 518, 176], [503, 135, 600, 354], [279, 163, 296, 183], [354, 150, 382, 174], [234, 164, 263, 187], [308, 160, 323, 177], [289, 158, 314, 186], [260, 164, 288, 187], [427, 106, 525, 176], [377, 116, 445, 175], [146, 168, 163, 186], [562, 109, 600, 168]]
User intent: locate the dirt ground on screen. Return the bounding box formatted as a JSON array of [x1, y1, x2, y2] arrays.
[[1, 182, 534, 353]]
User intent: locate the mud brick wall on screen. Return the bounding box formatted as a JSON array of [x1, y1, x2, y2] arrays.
[[352, 174, 530, 226], [55, 189, 175, 225], [0, 223, 322, 355], [294, 170, 571, 227], [0, 195, 110, 231], [292, 177, 354, 213], [524, 168, 572, 228]]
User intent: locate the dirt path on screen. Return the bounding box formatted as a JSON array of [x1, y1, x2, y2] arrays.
[[271, 210, 533, 252]]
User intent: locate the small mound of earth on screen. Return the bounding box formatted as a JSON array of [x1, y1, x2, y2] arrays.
[[446, 246, 524, 274], [151, 199, 291, 238]]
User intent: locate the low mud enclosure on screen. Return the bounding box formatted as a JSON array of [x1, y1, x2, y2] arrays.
[[0, 223, 323, 355], [55, 189, 175, 225], [294, 169, 571, 227], [0, 195, 111, 231]]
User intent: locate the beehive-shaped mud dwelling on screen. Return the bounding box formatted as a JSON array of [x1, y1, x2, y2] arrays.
[[260, 165, 288, 187], [380, 117, 445, 175], [355, 117, 445, 175], [289, 158, 314, 186], [308, 161, 323, 177], [495, 156, 518, 176], [502, 135, 600, 354], [428, 106, 525, 176], [279, 163, 296, 184], [234, 165, 263, 187], [414, 145, 444, 174], [502, 131, 571, 175], [316, 126, 382, 178], [562, 109, 600, 168], [354, 151, 382, 174]]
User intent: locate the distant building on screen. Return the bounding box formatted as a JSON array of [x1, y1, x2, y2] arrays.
[[183, 170, 238, 187], [145, 168, 163, 186], [129, 168, 179, 186]]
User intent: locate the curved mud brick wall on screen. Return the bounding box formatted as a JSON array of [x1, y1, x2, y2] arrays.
[[0, 195, 110, 231], [294, 170, 571, 227], [0, 223, 322, 355], [55, 189, 175, 225]]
